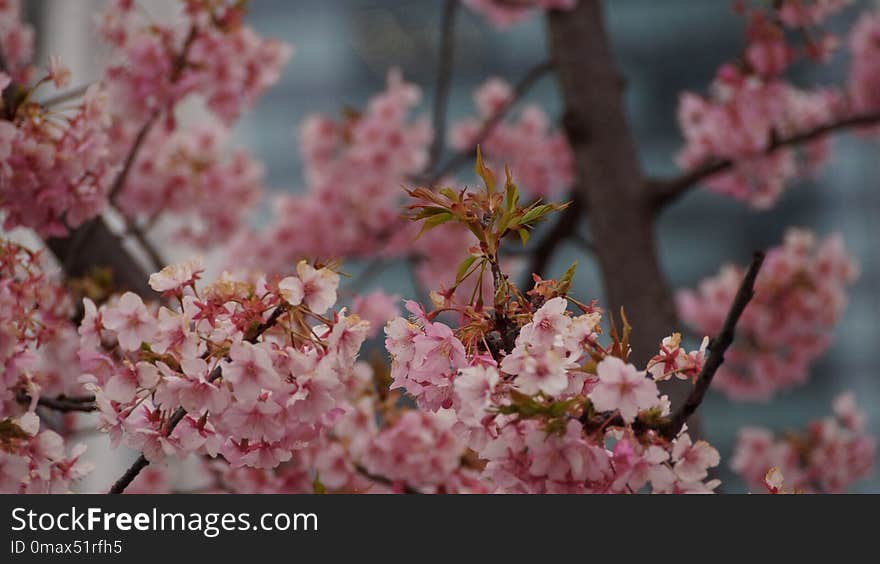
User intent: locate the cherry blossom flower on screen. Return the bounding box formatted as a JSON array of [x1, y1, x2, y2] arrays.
[[671, 435, 721, 482], [678, 229, 858, 400], [732, 393, 875, 493], [148, 259, 204, 295], [462, 0, 577, 28], [278, 261, 340, 314], [588, 356, 660, 423], [101, 292, 157, 351]]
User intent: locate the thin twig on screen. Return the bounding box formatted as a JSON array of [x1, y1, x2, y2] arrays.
[[426, 0, 460, 172], [126, 220, 165, 273], [652, 111, 880, 209], [16, 390, 97, 413], [658, 252, 765, 439], [354, 464, 421, 494], [39, 83, 93, 108]]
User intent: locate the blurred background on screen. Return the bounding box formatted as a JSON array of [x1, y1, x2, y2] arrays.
[[25, 0, 880, 492]]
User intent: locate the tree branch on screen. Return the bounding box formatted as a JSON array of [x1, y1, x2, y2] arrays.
[[109, 304, 288, 494], [426, 0, 460, 172], [652, 111, 880, 209], [16, 390, 97, 413], [659, 252, 765, 439], [354, 464, 421, 494]]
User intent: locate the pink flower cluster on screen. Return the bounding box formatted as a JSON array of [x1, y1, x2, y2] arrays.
[[678, 229, 858, 400], [77, 259, 369, 472], [98, 0, 293, 126], [0, 78, 116, 236], [677, 71, 843, 208], [116, 123, 265, 247], [0, 240, 82, 419], [385, 295, 721, 493], [233, 69, 430, 275], [774, 0, 853, 28], [732, 393, 875, 493], [463, 0, 577, 28], [847, 12, 880, 114], [0, 240, 92, 493], [0, 410, 92, 493], [449, 77, 574, 199], [675, 2, 857, 209], [0, 0, 34, 84], [122, 355, 485, 494], [360, 410, 483, 493]]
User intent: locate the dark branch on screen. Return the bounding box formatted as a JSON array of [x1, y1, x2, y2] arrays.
[[16, 390, 97, 413], [426, 0, 459, 172], [107, 111, 160, 204], [354, 464, 421, 494], [652, 111, 880, 209], [658, 252, 765, 439], [108, 455, 150, 494]]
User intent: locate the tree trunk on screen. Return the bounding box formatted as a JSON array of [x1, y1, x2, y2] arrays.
[[546, 0, 692, 410], [47, 218, 157, 299]]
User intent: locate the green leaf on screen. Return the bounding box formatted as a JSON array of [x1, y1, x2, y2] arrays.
[[415, 211, 454, 239], [557, 261, 578, 294], [456, 255, 478, 283], [313, 474, 327, 494], [475, 146, 495, 195], [411, 205, 452, 220], [518, 229, 530, 246], [504, 166, 519, 213], [520, 204, 554, 226]]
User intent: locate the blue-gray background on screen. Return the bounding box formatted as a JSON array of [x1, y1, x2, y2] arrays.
[[32, 0, 880, 492]]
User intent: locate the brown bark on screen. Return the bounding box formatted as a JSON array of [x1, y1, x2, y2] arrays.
[[47, 218, 156, 299], [545, 0, 691, 407]]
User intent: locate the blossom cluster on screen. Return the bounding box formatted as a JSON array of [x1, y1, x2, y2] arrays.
[[678, 229, 858, 400], [98, 0, 293, 127], [675, 1, 859, 208], [0, 239, 92, 493], [463, 0, 577, 28], [77, 258, 368, 472], [229, 70, 481, 294], [1, 59, 115, 236], [116, 123, 266, 247], [386, 294, 720, 493], [0, 0, 34, 84], [449, 77, 574, 199], [0, 240, 82, 419], [847, 12, 880, 115], [124, 351, 483, 494], [1, 0, 290, 239], [732, 393, 875, 493], [378, 173, 723, 493], [232, 69, 431, 275], [0, 410, 92, 493]]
